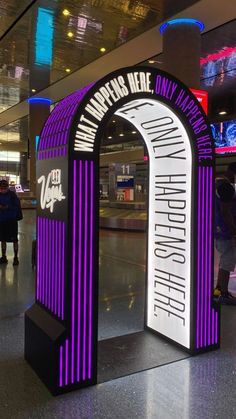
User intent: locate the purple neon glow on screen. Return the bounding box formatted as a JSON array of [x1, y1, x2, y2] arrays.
[[58, 221, 61, 319], [65, 339, 69, 385], [36, 217, 65, 319], [38, 83, 95, 152], [71, 160, 76, 383], [59, 345, 63, 387], [77, 160, 82, 381], [83, 160, 88, 380], [59, 159, 94, 387], [38, 146, 67, 160], [88, 161, 94, 378], [197, 169, 201, 348], [36, 218, 40, 300], [196, 166, 219, 349]]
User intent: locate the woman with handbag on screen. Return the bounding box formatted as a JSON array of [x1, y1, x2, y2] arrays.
[[0, 179, 23, 266]]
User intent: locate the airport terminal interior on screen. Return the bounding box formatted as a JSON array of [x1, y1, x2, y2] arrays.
[[0, 0, 236, 418]]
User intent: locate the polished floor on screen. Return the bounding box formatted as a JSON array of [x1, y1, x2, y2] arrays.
[[1, 211, 236, 418]]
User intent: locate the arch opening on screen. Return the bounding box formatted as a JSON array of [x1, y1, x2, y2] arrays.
[[97, 98, 192, 382]]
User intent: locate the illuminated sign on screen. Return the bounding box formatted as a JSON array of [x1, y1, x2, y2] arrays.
[[116, 100, 192, 347], [38, 169, 66, 213], [26, 66, 219, 396], [190, 88, 208, 115], [35, 8, 54, 66]]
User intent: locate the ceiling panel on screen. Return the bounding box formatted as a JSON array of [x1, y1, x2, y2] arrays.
[[0, 0, 199, 113], [0, 0, 35, 38]]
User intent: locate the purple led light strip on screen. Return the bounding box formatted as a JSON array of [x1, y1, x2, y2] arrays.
[[197, 169, 201, 348], [62, 223, 65, 320], [88, 161, 94, 378], [77, 160, 82, 381], [201, 167, 205, 347], [37, 217, 65, 320], [71, 160, 76, 383], [59, 345, 63, 387], [59, 159, 93, 387], [38, 87, 95, 153], [196, 166, 218, 349], [83, 160, 88, 381], [36, 217, 40, 300]]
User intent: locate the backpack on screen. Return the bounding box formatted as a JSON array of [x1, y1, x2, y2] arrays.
[[9, 191, 23, 221]]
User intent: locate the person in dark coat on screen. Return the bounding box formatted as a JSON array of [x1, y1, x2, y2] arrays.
[[0, 179, 22, 265]]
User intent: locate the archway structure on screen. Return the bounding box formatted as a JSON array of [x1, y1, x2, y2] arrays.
[[25, 66, 219, 395]]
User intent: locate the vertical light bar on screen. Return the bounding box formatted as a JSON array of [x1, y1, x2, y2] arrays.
[[52, 221, 55, 313], [62, 222, 65, 320], [197, 168, 201, 348], [209, 168, 213, 345], [59, 345, 63, 387], [77, 160, 82, 381], [36, 218, 40, 300], [212, 309, 215, 343], [83, 161, 88, 380], [204, 167, 209, 346], [41, 218, 46, 304], [215, 312, 218, 344], [201, 167, 205, 347], [55, 220, 58, 316], [65, 339, 69, 386], [71, 160, 76, 383], [46, 218, 49, 308], [88, 161, 94, 378], [48, 218, 51, 310], [58, 221, 61, 319]]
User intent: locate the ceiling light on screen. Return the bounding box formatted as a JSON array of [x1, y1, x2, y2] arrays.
[[100, 47, 106, 53], [132, 131, 137, 134], [112, 120, 116, 123], [119, 133, 124, 137], [62, 9, 70, 16], [160, 18, 204, 35], [148, 60, 155, 64], [27, 97, 52, 105], [67, 31, 74, 38], [65, 68, 71, 73], [219, 110, 227, 115], [108, 136, 112, 139], [31, 89, 36, 93]]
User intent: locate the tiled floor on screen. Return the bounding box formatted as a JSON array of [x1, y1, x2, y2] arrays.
[[1, 211, 236, 419]]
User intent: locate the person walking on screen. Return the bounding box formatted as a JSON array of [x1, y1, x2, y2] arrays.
[[0, 179, 22, 266], [214, 162, 236, 303]]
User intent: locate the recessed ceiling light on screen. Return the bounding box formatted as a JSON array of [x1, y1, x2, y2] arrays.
[[132, 131, 137, 134], [67, 31, 74, 38], [148, 60, 155, 64], [108, 136, 112, 139], [100, 47, 106, 53], [112, 120, 116, 123], [119, 133, 124, 137], [31, 89, 36, 93], [65, 68, 71, 73], [219, 110, 227, 115], [62, 9, 70, 16]]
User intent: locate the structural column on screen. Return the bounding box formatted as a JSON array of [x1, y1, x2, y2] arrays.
[[28, 98, 51, 194], [160, 18, 204, 88]]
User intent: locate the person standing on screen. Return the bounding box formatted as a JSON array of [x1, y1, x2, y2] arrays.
[[0, 179, 22, 266], [215, 162, 236, 303]]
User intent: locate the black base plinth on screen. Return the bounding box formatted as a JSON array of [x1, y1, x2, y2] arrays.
[[25, 304, 66, 395]]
